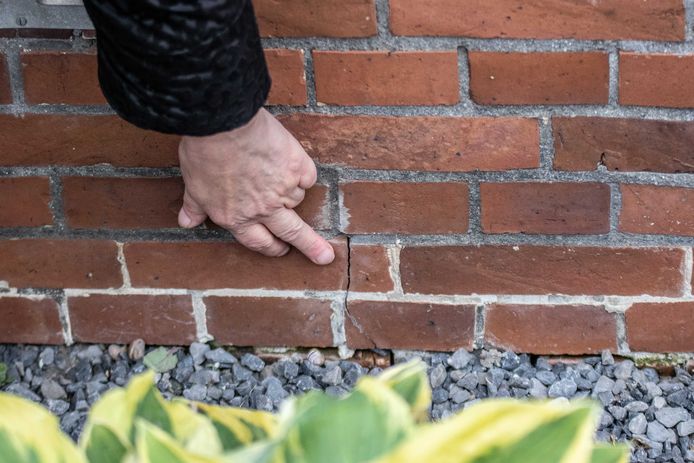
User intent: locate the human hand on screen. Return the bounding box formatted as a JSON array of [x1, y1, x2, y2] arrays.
[[177, 108, 335, 265]]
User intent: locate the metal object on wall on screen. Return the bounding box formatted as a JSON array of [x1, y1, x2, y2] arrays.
[[0, 0, 93, 30]]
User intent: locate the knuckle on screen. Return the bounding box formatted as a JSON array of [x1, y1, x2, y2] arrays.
[[280, 220, 305, 241]]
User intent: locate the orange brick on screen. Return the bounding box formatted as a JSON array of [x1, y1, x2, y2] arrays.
[[280, 114, 540, 171], [389, 0, 684, 41], [620, 53, 694, 108], [349, 245, 394, 292], [620, 185, 694, 236], [485, 304, 617, 355], [254, 0, 376, 37], [480, 183, 610, 234], [0, 177, 52, 227], [265, 49, 306, 106], [314, 51, 459, 106], [0, 297, 63, 344], [341, 182, 469, 234], [470, 52, 609, 105], [21, 50, 104, 105]]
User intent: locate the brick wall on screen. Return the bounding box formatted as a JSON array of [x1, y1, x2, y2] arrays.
[[1, 0, 693, 357]]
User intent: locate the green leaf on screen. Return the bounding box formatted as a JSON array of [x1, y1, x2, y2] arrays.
[[135, 420, 220, 463], [0, 362, 8, 386], [590, 444, 630, 463], [0, 392, 86, 463], [196, 403, 276, 451], [472, 407, 592, 463], [278, 377, 415, 463], [143, 348, 178, 373], [376, 360, 431, 421], [84, 424, 129, 463]]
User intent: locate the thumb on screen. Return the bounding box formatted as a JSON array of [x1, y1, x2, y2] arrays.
[[178, 191, 208, 228]]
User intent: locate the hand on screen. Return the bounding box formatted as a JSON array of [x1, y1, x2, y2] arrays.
[[177, 108, 335, 265]]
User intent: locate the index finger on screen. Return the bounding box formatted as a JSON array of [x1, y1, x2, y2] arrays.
[[262, 208, 335, 265]]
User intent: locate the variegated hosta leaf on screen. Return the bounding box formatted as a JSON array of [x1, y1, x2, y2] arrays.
[[267, 375, 415, 463], [374, 399, 624, 463], [0, 392, 86, 463], [81, 371, 223, 460], [375, 360, 431, 422], [590, 444, 631, 463], [135, 420, 222, 463], [195, 402, 277, 451]]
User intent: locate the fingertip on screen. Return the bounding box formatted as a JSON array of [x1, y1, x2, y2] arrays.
[[314, 244, 335, 265], [178, 208, 193, 228]]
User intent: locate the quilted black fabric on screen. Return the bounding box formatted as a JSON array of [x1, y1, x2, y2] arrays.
[[83, 0, 270, 136]]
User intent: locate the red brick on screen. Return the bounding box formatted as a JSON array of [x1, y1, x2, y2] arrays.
[[0, 177, 52, 227], [349, 245, 394, 293], [313, 51, 459, 106], [21, 50, 104, 105], [389, 0, 684, 41], [480, 182, 610, 235], [0, 29, 74, 39], [620, 185, 694, 236], [0, 114, 179, 167], [341, 182, 469, 234], [485, 304, 617, 355], [0, 297, 63, 344], [627, 303, 694, 352], [124, 238, 348, 290], [345, 301, 475, 351], [254, 0, 376, 37], [280, 114, 540, 171], [205, 297, 334, 347], [400, 246, 684, 296], [620, 53, 694, 108], [63, 177, 183, 229], [69, 295, 195, 344], [553, 117, 694, 173], [0, 239, 121, 289], [265, 49, 306, 106], [469, 52, 609, 105], [0, 54, 10, 104]]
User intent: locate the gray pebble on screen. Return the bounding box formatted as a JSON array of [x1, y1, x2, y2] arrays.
[[648, 421, 677, 443], [39, 348, 55, 367], [601, 350, 615, 366], [656, 407, 690, 428], [205, 348, 237, 366], [447, 349, 474, 370], [677, 420, 694, 437], [241, 354, 265, 372], [614, 360, 634, 380], [548, 379, 577, 399], [47, 399, 70, 416], [322, 366, 343, 386], [629, 414, 648, 435], [429, 363, 447, 389], [40, 379, 67, 401], [189, 343, 210, 365], [183, 385, 207, 402], [625, 401, 649, 413]]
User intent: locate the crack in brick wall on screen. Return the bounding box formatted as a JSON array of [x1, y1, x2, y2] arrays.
[[1, 0, 694, 357]]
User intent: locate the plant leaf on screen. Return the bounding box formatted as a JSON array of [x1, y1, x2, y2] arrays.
[[374, 399, 601, 463], [84, 424, 129, 463], [0, 392, 86, 463], [375, 360, 431, 421], [0, 362, 7, 386], [196, 402, 277, 451], [135, 420, 221, 463], [590, 444, 630, 463], [143, 347, 178, 373]]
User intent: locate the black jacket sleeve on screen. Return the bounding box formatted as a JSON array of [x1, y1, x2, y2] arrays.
[[83, 0, 271, 136]]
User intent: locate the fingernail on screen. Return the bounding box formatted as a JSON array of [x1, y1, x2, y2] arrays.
[[279, 246, 291, 257], [179, 210, 192, 228], [315, 247, 335, 265]]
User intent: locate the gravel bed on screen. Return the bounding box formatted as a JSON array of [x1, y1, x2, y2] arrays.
[[1, 343, 693, 463]]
